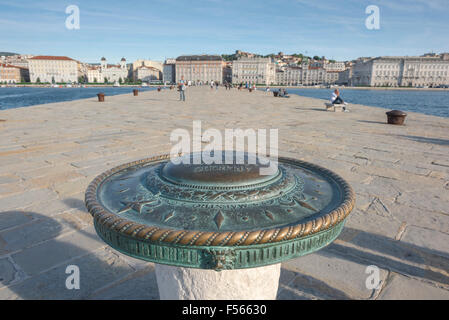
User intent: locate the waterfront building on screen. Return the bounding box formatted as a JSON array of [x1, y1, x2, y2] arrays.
[[77, 61, 88, 83], [99, 57, 128, 83], [175, 55, 224, 84], [275, 66, 302, 86], [85, 57, 129, 83], [324, 71, 340, 85], [132, 60, 163, 74], [232, 57, 275, 85], [134, 65, 161, 83], [223, 62, 232, 84], [275, 63, 345, 86], [87, 65, 102, 83], [0, 64, 29, 83], [323, 61, 346, 72], [337, 66, 353, 86], [28, 56, 78, 83], [300, 65, 325, 86], [2, 54, 33, 69], [163, 59, 176, 84], [351, 54, 449, 87]]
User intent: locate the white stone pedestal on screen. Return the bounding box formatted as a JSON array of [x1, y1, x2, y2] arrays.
[[155, 263, 281, 300]]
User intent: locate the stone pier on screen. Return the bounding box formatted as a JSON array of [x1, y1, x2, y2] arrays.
[[0, 87, 448, 299]]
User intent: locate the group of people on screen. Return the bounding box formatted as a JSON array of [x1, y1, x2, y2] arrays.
[[277, 88, 289, 98], [176, 77, 349, 108]]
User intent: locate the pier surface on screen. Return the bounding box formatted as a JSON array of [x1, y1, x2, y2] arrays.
[[0, 87, 448, 299]]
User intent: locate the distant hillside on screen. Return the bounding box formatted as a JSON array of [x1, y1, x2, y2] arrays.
[[0, 52, 19, 56]]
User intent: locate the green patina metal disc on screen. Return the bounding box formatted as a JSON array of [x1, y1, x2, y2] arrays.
[[85, 153, 355, 270]]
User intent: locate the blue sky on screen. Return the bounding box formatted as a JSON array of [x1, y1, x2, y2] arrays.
[[1, 0, 448, 63]]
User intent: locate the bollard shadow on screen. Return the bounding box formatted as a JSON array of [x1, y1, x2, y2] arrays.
[[357, 120, 386, 125], [394, 135, 449, 146], [0, 210, 159, 300]]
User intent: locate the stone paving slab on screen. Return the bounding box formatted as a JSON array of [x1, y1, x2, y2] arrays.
[[379, 273, 449, 300], [281, 247, 389, 299], [0, 87, 448, 299]]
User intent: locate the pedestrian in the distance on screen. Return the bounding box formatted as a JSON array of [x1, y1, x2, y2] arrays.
[[178, 76, 186, 101]]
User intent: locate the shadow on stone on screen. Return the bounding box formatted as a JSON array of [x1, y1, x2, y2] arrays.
[[323, 227, 449, 286], [298, 108, 327, 112], [3, 209, 448, 299], [0, 211, 159, 300], [395, 135, 449, 146], [63, 198, 86, 210], [357, 120, 386, 125], [277, 271, 351, 300]]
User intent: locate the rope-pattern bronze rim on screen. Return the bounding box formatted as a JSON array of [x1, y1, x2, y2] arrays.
[[85, 154, 355, 247]]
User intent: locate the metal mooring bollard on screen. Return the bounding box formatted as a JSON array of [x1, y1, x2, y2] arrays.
[[85, 152, 355, 300], [386, 110, 407, 125], [97, 93, 105, 102]]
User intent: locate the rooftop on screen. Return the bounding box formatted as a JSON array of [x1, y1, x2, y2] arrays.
[[29, 56, 75, 61], [176, 55, 223, 62]]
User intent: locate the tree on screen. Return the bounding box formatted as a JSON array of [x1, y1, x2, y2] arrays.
[[313, 56, 321, 61], [119, 77, 123, 84], [51, 76, 55, 84], [94, 78, 97, 83], [36, 77, 41, 83], [104, 77, 108, 83]]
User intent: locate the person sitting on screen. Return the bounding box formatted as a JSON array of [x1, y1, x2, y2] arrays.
[[330, 89, 349, 111], [277, 88, 289, 98], [331, 89, 347, 105]]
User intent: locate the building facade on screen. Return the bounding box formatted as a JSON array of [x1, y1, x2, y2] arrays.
[[100, 57, 128, 83], [87, 66, 102, 83], [351, 54, 449, 87], [232, 57, 275, 85], [1, 54, 32, 69], [132, 60, 163, 74], [85, 58, 129, 83], [133, 60, 162, 81], [163, 59, 176, 84], [275, 63, 345, 86], [0, 64, 29, 83], [134, 65, 161, 82], [223, 62, 232, 84], [275, 67, 302, 86], [323, 61, 346, 72], [28, 56, 78, 83], [175, 55, 224, 84]]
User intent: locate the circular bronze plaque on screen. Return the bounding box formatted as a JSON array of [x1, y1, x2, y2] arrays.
[[86, 153, 355, 270]]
